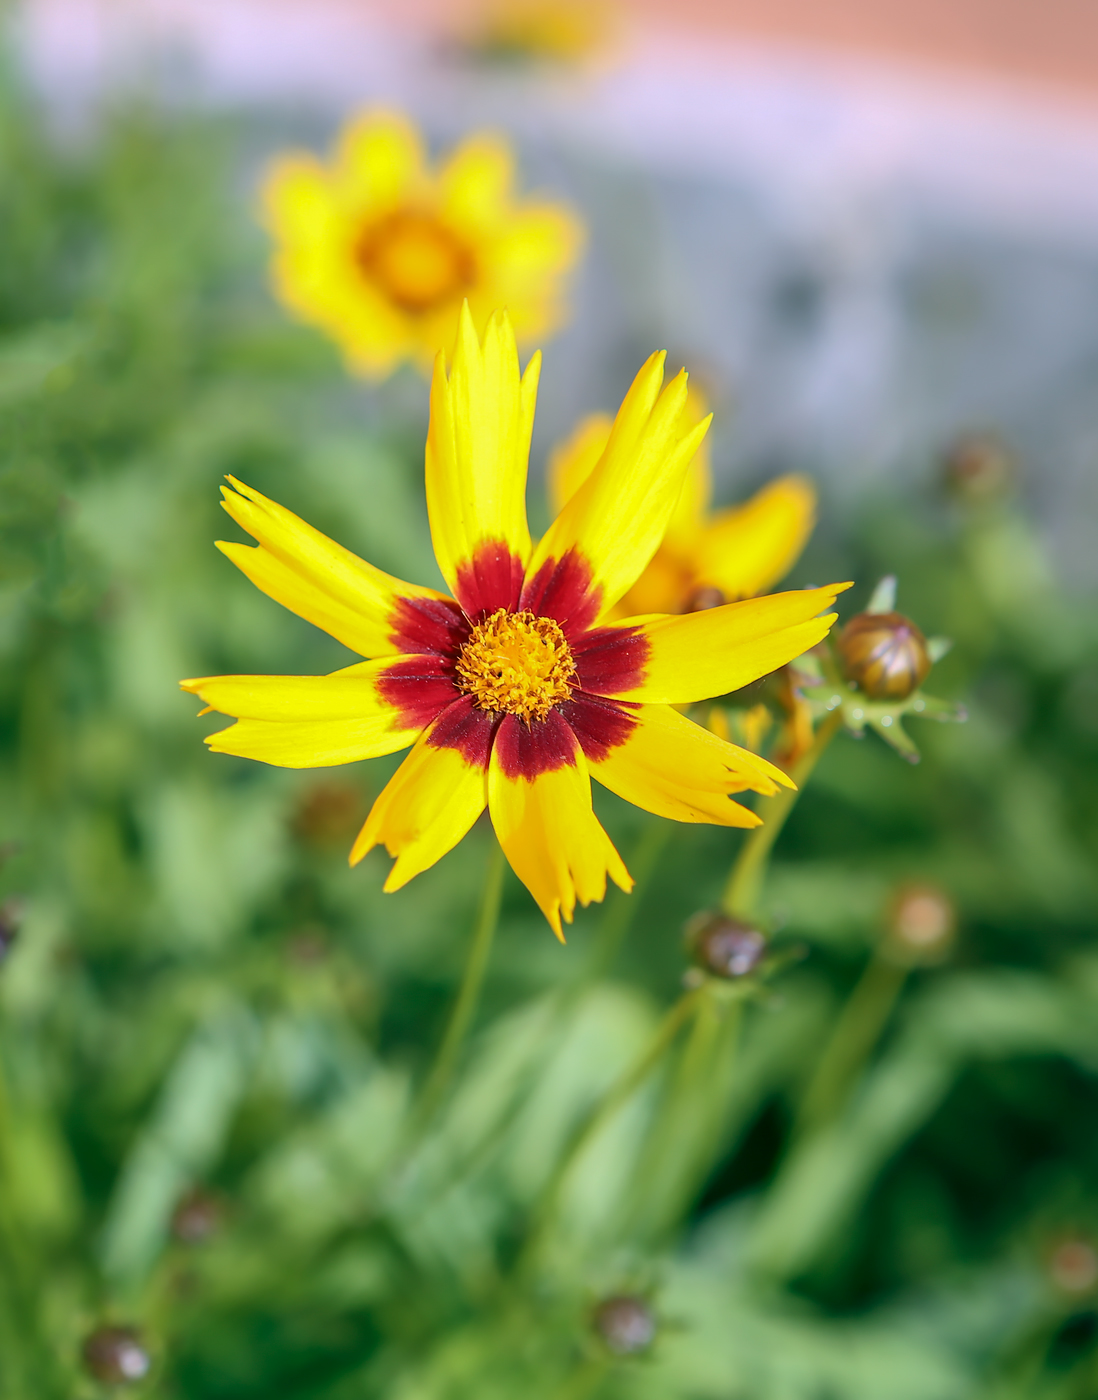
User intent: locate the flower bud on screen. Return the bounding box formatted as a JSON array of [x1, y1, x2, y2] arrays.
[[82, 1327, 151, 1384], [686, 585, 726, 613], [0, 900, 20, 963], [291, 780, 364, 848], [1050, 1239, 1098, 1296], [943, 433, 1013, 505], [885, 884, 955, 965], [686, 913, 766, 979], [592, 1295, 656, 1355], [838, 611, 930, 701], [171, 1188, 224, 1245]]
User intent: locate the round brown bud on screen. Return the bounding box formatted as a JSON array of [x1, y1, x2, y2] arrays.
[[885, 884, 955, 965], [82, 1326, 151, 1384], [686, 585, 726, 613], [687, 913, 767, 979], [592, 1295, 656, 1355], [171, 1188, 224, 1245], [1050, 1240, 1098, 1295], [291, 780, 365, 848], [0, 900, 20, 963], [943, 433, 1013, 505], [838, 611, 931, 701]]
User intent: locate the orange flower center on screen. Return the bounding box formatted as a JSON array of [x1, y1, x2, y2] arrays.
[[355, 210, 476, 315], [456, 609, 576, 722]]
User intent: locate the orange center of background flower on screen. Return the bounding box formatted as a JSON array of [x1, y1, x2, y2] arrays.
[[456, 609, 576, 722], [355, 209, 476, 315]]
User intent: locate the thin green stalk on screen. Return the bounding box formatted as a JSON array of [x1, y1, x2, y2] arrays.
[[414, 841, 506, 1128], [794, 950, 908, 1139], [523, 986, 703, 1269], [722, 708, 844, 921], [584, 819, 672, 981]]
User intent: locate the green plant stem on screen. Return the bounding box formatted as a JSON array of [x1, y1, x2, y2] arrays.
[[414, 841, 506, 1129], [523, 986, 703, 1269], [722, 708, 844, 921], [794, 950, 908, 1139], [583, 819, 672, 981]]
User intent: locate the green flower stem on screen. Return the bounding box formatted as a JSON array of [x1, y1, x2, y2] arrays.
[[722, 708, 844, 921], [414, 840, 506, 1129], [523, 986, 704, 1270], [793, 950, 908, 1140]]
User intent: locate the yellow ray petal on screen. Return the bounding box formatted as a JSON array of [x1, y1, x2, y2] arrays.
[[180, 659, 410, 722], [589, 703, 792, 827], [218, 477, 448, 658], [487, 735, 632, 940], [335, 109, 425, 212], [546, 412, 613, 516], [695, 475, 817, 600], [350, 723, 488, 889], [529, 352, 711, 619], [199, 714, 417, 768], [425, 304, 539, 603], [611, 583, 852, 704], [439, 133, 515, 229]]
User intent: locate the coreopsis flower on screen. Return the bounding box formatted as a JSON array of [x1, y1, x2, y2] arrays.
[[262, 110, 583, 380], [182, 308, 849, 937], [467, 0, 617, 64], [547, 399, 816, 617]]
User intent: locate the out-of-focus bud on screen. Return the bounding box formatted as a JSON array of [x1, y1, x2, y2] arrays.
[[291, 780, 365, 848], [1050, 1239, 1098, 1296], [686, 913, 767, 979], [171, 1188, 224, 1245], [0, 900, 21, 963], [82, 1327, 151, 1384], [686, 585, 725, 613], [592, 1295, 656, 1355], [943, 433, 1014, 505], [838, 611, 931, 702], [884, 884, 956, 965]]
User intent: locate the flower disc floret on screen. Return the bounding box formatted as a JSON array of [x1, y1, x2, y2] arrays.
[[355, 210, 476, 315], [456, 608, 576, 721]]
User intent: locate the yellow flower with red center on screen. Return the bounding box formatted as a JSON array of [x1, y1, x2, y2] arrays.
[[182, 308, 850, 937], [262, 110, 584, 380], [548, 398, 817, 616]]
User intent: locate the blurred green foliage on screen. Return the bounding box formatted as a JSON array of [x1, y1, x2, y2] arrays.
[[2, 60, 1098, 1400]]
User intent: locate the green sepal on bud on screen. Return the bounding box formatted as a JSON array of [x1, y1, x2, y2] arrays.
[[796, 577, 965, 762]]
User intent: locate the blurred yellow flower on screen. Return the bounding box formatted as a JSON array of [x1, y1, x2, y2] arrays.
[[548, 393, 817, 617], [262, 111, 584, 379], [469, 0, 617, 63], [184, 307, 849, 937]]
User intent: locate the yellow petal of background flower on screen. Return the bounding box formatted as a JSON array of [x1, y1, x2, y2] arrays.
[[546, 412, 613, 516], [614, 583, 852, 704], [590, 703, 789, 827], [488, 744, 632, 941], [439, 133, 515, 230], [350, 727, 488, 890], [425, 305, 539, 593], [219, 477, 448, 658], [335, 109, 425, 213], [529, 353, 711, 617], [694, 475, 817, 600]]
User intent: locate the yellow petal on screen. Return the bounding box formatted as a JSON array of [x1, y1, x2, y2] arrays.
[[350, 724, 488, 889], [261, 154, 339, 245], [218, 477, 448, 658], [488, 731, 632, 940], [180, 659, 409, 721], [613, 583, 852, 704], [546, 412, 612, 516], [200, 714, 417, 768], [590, 703, 791, 827], [439, 133, 515, 229], [662, 384, 713, 550], [425, 305, 539, 607], [529, 352, 711, 619], [695, 475, 817, 600], [335, 109, 425, 212]]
